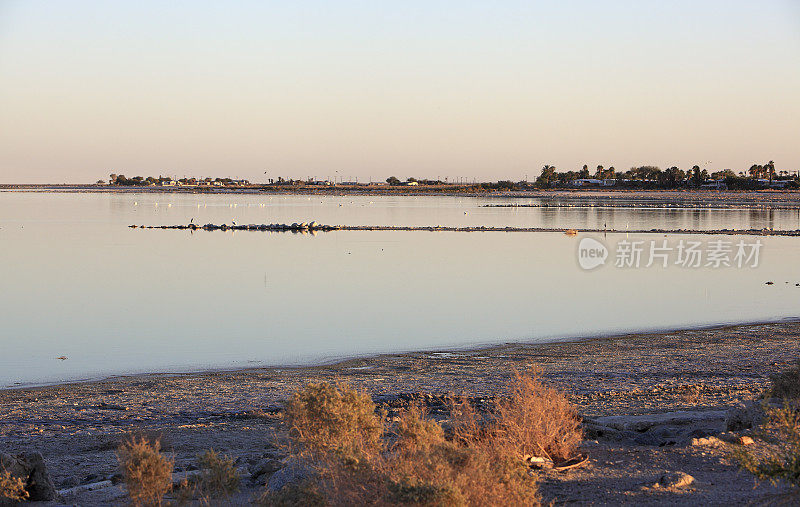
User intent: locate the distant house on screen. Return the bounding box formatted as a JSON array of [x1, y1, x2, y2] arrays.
[[756, 179, 788, 189], [701, 180, 727, 190], [572, 179, 615, 187], [404, 181, 419, 186]]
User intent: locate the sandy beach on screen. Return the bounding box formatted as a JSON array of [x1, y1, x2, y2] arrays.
[[2, 321, 798, 504]]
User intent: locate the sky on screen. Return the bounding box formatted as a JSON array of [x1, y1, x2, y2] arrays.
[[0, 1, 798, 184]]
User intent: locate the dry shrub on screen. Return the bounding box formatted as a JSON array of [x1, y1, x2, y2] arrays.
[[490, 370, 583, 463], [117, 436, 174, 507], [263, 480, 325, 506], [735, 361, 800, 489], [283, 381, 384, 459], [733, 402, 800, 488], [197, 449, 240, 498], [771, 360, 800, 401], [384, 404, 539, 506], [0, 469, 28, 503], [265, 371, 579, 505]]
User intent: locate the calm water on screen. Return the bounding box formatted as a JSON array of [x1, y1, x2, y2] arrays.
[[1, 191, 799, 388]]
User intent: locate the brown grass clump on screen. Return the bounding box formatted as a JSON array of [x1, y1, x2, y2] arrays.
[[283, 381, 384, 459], [117, 436, 174, 507], [264, 370, 578, 505], [0, 469, 29, 503], [197, 449, 240, 498], [770, 360, 800, 401]]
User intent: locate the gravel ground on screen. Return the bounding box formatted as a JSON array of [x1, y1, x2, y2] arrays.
[[1, 321, 799, 505]]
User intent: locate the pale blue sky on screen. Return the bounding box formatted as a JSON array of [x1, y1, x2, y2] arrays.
[[1, 1, 798, 183]]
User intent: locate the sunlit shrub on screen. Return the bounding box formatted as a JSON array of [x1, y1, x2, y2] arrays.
[[117, 436, 174, 507]]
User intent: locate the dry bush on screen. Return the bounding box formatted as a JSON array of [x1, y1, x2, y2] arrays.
[[117, 436, 174, 507], [197, 449, 240, 498], [733, 402, 800, 488], [264, 374, 569, 505], [0, 469, 28, 503], [771, 360, 800, 401], [734, 361, 800, 489], [495, 370, 582, 462], [453, 370, 582, 464], [261, 480, 325, 506], [384, 404, 539, 506], [283, 381, 384, 459]]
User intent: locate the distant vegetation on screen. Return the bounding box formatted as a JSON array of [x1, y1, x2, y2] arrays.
[[101, 160, 798, 191], [107, 174, 249, 187], [526, 160, 797, 190]]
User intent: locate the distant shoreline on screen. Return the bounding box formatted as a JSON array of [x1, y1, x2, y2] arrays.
[[3, 183, 800, 205]]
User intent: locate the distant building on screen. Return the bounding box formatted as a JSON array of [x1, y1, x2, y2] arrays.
[[756, 179, 788, 189], [701, 180, 727, 190], [572, 179, 615, 187]]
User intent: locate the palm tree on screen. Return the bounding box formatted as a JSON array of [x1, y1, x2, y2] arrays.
[[767, 160, 775, 184]]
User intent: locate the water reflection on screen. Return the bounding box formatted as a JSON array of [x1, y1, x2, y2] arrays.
[[0, 191, 798, 387]]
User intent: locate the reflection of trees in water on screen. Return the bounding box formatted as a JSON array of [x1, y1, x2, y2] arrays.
[[686, 209, 709, 229], [595, 207, 616, 229], [748, 208, 774, 230], [491, 200, 799, 231]]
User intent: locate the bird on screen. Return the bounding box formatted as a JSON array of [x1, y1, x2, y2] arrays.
[[190, 218, 194, 224], [57, 356, 68, 361], [232, 220, 237, 225]]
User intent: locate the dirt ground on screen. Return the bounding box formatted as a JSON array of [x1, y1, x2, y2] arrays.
[[1, 321, 799, 505]]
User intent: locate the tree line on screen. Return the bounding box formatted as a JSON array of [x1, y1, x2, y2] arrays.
[[524, 161, 795, 190]]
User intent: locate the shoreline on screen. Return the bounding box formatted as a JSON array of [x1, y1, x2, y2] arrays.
[[5, 317, 798, 393], [3, 184, 800, 205], [1, 320, 798, 504]]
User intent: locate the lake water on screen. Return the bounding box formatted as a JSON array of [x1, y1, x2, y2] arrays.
[[1, 190, 799, 388]]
